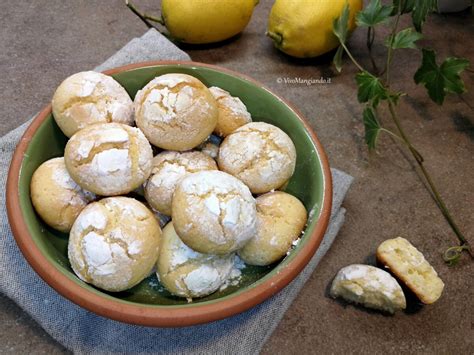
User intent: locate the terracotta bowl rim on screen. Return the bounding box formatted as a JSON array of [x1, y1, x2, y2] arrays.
[[6, 60, 333, 327]]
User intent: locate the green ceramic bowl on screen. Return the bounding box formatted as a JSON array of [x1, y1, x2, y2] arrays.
[[7, 61, 332, 327]]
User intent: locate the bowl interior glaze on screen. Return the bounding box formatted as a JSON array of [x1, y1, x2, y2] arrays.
[[14, 63, 329, 317]]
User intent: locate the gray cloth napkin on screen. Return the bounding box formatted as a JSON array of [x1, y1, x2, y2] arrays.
[[0, 29, 353, 354]]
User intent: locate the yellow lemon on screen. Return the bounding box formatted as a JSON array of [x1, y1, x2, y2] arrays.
[[267, 0, 362, 58], [162, 0, 259, 44]]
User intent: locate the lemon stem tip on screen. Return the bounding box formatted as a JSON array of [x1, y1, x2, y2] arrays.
[[266, 31, 283, 45]]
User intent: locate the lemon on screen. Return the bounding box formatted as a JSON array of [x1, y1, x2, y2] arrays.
[[267, 0, 362, 58], [162, 0, 259, 44]]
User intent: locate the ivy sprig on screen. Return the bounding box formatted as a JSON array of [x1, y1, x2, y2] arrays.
[[385, 28, 423, 49], [356, 0, 393, 27], [392, 0, 438, 31], [415, 49, 470, 104], [333, 0, 472, 265]]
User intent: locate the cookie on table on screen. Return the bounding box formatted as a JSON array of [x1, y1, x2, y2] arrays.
[[377, 237, 445, 304], [218, 122, 296, 194], [52, 71, 133, 137], [172, 170, 257, 255], [64, 123, 153, 196], [30, 157, 95, 233], [330, 264, 406, 314], [157, 222, 234, 299], [144, 151, 217, 216], [209, 86, 252, 137], [238, 191, 307, 266], [134, 73, 218, 151], [68, 197, 161, 292]]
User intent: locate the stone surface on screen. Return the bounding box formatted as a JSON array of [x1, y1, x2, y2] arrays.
[[1, 0, 473, 353]]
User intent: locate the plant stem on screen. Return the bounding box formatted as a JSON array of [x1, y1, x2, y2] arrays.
[[341, 43, 365, 72], [380, 127, 404, 142], [367, 27, 379, 74], [335, 6, 472, 263], [125, 0, 165, 28], [385, 12, 401, 85], [387, 100, 473, 257]]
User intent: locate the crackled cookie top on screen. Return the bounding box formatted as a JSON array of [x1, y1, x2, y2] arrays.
[[134, 73, 218, 151], [157, 222, 234, 299], [330, 264, 406, 314], [68, 197, 161, 292], [144, 151, 217, 216], [30, 157, 95, 233], [172, 170, 257, 255], [52, 71, 133, 137], [209, 86, 252, 137], [64, 123, 153, 196], [217, 122, 297, 194]]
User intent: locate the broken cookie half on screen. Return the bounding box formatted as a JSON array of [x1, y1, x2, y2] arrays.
[[330, 264, 406, 314], [377, 237, 445, 305]]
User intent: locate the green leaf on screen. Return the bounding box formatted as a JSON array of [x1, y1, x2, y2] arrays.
[[412, 0, 437, 32], [333, 46, 344, 73], [356, 0, 394, 27], [363, 107, 382, 150], [441, 57, 470, 94], [333, 3, 351, 44], [414, 49, 470, 105], [355, 71, 388, 106], [386, 28, 423, 49], [392, 0, 415, 15]]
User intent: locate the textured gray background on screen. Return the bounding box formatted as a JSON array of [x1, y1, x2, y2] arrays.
[[1, 0, 473, 353]]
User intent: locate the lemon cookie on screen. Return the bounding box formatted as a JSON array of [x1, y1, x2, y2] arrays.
[[144, 151, 217, 216], [134, 73, 218, 151], [218, 122, 296, 194], [209, 86, 252, 137], [52, 71, 133, 137], [30, 157, 95, 233], [377, 237, 445, 304], [68, 197, 161, 292], [330, 264, 406, 314], [172, 170, 257, 255], [64, 123, 153, 196], [157, 222, 234, 299], [238, 191, 307, 266]]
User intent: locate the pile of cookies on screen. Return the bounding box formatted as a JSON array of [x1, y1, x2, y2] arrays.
[[30, 71, 308, 300]]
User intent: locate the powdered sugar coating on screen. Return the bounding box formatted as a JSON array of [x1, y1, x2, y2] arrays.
[[172, 170, 257, 255], [64, 123, 153, 196], [52, 71, 133, 137], [144, 151, 217, 216], [157, 223, 234, 298], [209, 86, 252, 137], [330, 264, 406, 313], [134, 73, 218, 151], [143, 86, 194, 123], [218, 122, 297, 194], [30, 157, 96, 233], [183, 266, 222, 295], [68, 197, 161, 292], [219, 255, 246, 291]]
